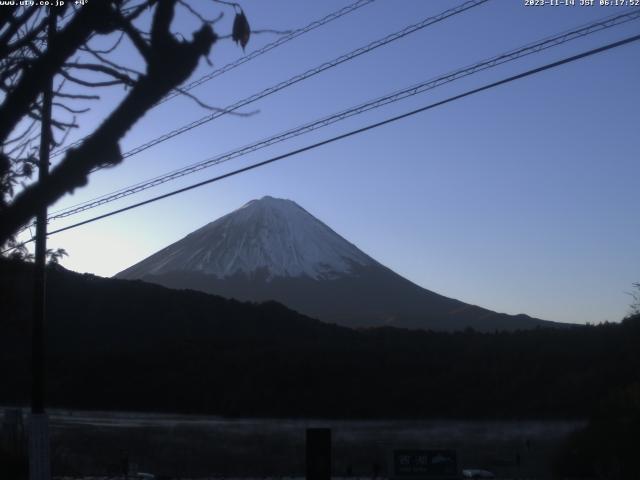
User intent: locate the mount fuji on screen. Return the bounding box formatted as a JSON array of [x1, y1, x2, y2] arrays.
[[116, 196, 556, 331]]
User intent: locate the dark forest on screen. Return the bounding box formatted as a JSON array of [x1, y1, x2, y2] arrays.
[[2, 258, 638, 420]]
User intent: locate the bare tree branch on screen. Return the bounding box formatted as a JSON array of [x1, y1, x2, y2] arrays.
[[54, 91, 100, 100], [173, 86, 258, 116], [0, 2, 118, 143], [0, 2, 218, 243], [52, 102, 91, 115], [59, 68, 128, 88], [80, 31, 125, 55], [63, 62, 137, 86]]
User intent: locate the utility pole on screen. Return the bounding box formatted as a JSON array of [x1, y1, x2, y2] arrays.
[[29, 7, 56, 480]]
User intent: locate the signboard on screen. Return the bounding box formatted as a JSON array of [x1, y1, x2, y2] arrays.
[[392, 449, 458, 479]]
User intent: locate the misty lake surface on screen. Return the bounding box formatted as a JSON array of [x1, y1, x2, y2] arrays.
[[35, 409, 586, 478], [47, 408, 582, 440]]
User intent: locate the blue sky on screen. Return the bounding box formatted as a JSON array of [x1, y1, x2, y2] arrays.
[[28, 0, 639, 324]]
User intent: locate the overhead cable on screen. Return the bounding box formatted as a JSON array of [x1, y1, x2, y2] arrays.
[[51, 0, 491, 165], [47, 8, 640, 221], [49, 0, 376, 158], [4, 32, 636, 256]]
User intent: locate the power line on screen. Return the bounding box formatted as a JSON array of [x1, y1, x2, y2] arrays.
[[51, 0, 490, 169], [45, 9, 640, 222], [49, 0, 376, 159], [116, 0, 489, 162], [158, 0, 376, 105], [6, 32, 638, 255]]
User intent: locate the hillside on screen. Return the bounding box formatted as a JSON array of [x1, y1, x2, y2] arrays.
[[1, 258, 639, 419]]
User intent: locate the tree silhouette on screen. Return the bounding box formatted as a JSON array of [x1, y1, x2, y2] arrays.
[[628, 282, 640, 317], [0, 0, 251, 248]]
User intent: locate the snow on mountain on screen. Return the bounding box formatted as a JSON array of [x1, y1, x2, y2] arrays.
[[118, 196, 377, 281], [117, 196, 558, 332]]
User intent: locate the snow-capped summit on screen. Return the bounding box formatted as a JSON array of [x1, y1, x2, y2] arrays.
[[117, 196, 376, 281], [117, 196, 557, 332]]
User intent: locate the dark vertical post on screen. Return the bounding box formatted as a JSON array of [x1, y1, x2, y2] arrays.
[[306, 428, 331, 480], [32, 61, 52, 413], [29, 8, 56, 480]]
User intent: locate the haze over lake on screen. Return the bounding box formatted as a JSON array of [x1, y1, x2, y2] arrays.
[[40, 409, 584, 478]]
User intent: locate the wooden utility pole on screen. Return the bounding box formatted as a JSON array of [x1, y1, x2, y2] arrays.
[[29, 8, 56, 480]]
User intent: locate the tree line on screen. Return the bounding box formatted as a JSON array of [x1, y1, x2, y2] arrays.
[[1, 257, 638, 420]]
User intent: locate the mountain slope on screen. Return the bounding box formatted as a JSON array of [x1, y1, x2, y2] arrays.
[[118, 196, 376, 281], [4, 258, 635, 421], [117, 196, 557, 331]]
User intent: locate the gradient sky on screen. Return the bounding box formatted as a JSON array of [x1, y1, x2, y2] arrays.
[[21, 0, 639, 325]]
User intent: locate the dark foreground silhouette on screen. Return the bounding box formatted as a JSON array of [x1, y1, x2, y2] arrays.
[[1, 258, 638, 419], [1, 258, 639, 478]]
